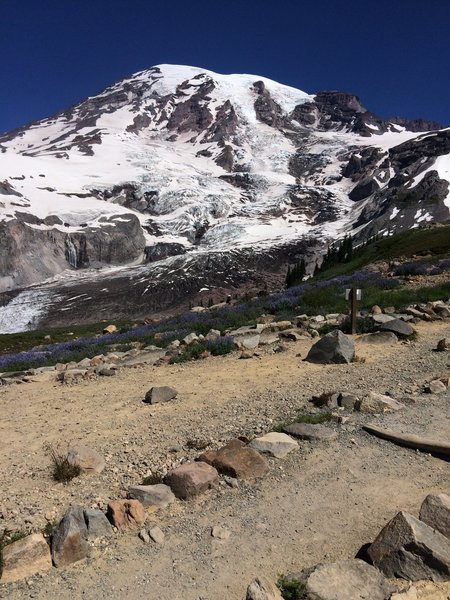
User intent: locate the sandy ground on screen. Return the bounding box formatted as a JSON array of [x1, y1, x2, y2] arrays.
[[0, 320, 449, 599]]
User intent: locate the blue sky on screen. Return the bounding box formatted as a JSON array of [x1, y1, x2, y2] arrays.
[[1, 0, 449, 133]]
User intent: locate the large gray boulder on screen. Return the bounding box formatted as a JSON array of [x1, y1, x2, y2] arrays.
[[52, 505, 89, 567], [305, 330, 355, 364], [306, 559, 394, 600], [368, 511, 450, 581]]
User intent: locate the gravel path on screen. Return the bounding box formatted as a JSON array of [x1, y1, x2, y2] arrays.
[[0, 320, 449, 599]]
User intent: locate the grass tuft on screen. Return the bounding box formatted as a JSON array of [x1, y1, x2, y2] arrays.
[[141, 473, 163, 485], [277, 574, 307, 599], [45, 444, 81, 483]]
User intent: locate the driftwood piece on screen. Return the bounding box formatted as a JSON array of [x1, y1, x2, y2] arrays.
[[362, 424, 450, 457]]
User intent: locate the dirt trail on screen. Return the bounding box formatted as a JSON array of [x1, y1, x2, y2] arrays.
[[0, 321, 449, 599]]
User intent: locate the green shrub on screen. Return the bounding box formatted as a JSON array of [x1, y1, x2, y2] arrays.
[[277, 574, 307, 599], [141, 473, 163, 485]]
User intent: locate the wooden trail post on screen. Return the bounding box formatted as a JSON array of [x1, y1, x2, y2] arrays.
[[345, 287, 361, 335]]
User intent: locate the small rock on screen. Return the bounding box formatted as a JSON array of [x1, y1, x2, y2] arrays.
[[211, 526, 231, 541], [425, 380, 447, 394], [138, 529, 150, 544], [239, 351, 254, 359], [163, 462, 219, 500], [372, 313, 397, 324], [103, 324, 117, 334], [372, 305, 383, 314], [183, 332, 199, 345], [338, 393, 360, 410], [379, 319, 415, 337], [249, 432, 298, 458], [246, 576, 283, 600], [282, 423, 338, 442], [67, 445, 105, 475], [144, 386, 178, 404], [149, 526, 165, 545], [84, 508, 112, 538], [106, 499, 146, 532], [358, 332, 398, 345], [419, 493, 450, 538], [0, 534, 52, 583], [127, 484, 175, 509], [199, 439, 269, 480], [357, 392, 404, 413], [436, 338, 450, 352]]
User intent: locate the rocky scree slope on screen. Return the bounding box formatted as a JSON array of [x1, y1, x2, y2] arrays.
[[0, 64, 449, 329]]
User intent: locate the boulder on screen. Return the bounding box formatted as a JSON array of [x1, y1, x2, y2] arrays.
[[144, 385, 178, 404], [306, 559, 394, 600], [246, 576, 283, 600], [357, 391, 404, 413], [106, 499, 146, 532], [282, 423, 338, 442], [372, 305, 383, 314], [305, 330, 355, 364], [259, 331, 281, 345], [127, 484, 175, 509], [368, 511, 450, 581], [198, 439, 268, 479], [163, 461, 219, 500], [249, 432, 298, 458], [379, 319, 416, 337], [84, 508, 113, 538], [67, 444, 105, 475], [358, 332, 398, 344], [52, 505, 89, 567], [420, 494, 450, 539], [0, 533, 52, 583]]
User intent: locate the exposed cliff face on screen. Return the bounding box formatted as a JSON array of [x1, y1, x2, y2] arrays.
[[0, 64, 448, 330]]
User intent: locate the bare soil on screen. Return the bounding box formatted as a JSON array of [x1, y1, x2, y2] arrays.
[[0, 320, 449, 599]]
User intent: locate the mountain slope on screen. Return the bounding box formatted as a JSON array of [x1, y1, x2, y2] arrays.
[[0, 64, 449, 331]]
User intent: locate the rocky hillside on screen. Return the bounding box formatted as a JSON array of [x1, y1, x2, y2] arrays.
[[0, 65, 449, 329]]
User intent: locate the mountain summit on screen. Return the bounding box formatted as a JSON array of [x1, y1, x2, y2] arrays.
[[0, 65, 449, 330]]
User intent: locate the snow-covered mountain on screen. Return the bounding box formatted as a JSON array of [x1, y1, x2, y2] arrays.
[[0, 64, 449, 331]]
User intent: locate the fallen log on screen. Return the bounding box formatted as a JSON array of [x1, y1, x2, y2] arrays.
[[362, 424, 450, 457]]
